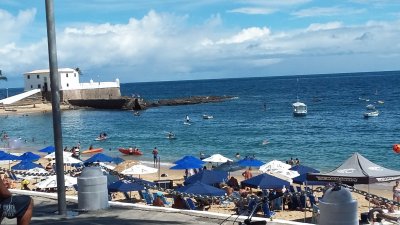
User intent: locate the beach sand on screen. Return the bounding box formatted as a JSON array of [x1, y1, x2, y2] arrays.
[[3, 156, 397, 224], [0, 102, 71, 116]]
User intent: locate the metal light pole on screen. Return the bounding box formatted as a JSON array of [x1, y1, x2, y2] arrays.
[[45, 0, 66, 215]]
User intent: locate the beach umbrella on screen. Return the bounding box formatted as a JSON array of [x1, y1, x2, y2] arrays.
[[202, 154, 233, 163], [11, 160, 43, 170], [174, 156, 204, 165], [241, 173, 291, 190], [121, 164, 158, 175], [259, 160, 291, 173], [35, 175, 77, 189], [18, 152, 41, 161], [84, 153, 114, 163], [63, 155, 82, 164], [290, 165, 325, 185], [108, 179, 146, 192], [17, 167, 49, 180], [170, 160, 204, 170], [0, 151, 20, 161], [176, 181, 226, 196], [214, 161, 246, 173], [184, 170, 228, 185], [237, 157, 264, 167], [44, 151, 73, 159], [39, 146, 55, 154]]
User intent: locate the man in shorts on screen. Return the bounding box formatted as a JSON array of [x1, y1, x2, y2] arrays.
[[0, 178, 33, 225]]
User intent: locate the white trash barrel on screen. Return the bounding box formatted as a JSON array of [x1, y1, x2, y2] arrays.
[[78, 167, 109, 210], [319, 186, 358, 225]]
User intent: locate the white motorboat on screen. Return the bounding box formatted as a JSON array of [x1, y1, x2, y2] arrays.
[[364, 110, 379, 118], [366, 104, 375, 110], [202, 114, 213, 119], [293, 101, 307, 116]]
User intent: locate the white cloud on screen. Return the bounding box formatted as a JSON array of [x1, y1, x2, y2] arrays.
[[306, 22, 343, 31], [292, 6, 366, 18], [227, 7, 276, 15], [1, 8, 400, 86], [0, 8, 36, 45]]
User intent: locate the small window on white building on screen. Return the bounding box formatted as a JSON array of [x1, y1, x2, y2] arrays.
[[67, 83, 69, 87], [74, 73, 76, 77], [27, 75, 30, 79], [37, 75, 40, 79], [38, 84, 41, 89], [66, 73, 69, 78], [30, 85, 33, 88]]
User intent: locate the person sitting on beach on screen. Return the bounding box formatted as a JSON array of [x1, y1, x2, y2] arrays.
[[0, 178, 33, 225], [365, 196, 395, 213], [227, 176, 240, 191], [242, 168, 253, 180], [152, 193, 165, 207], [45, 162, 53, 172], [172, 195, 187, 209], [295, 158, 300, 165], [21, 179, 30, 191]]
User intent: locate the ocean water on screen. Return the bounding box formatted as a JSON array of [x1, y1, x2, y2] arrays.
[[1, 71, 400, 172]]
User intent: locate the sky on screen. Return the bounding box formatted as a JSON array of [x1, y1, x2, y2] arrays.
[[1, 0, 400, 88]]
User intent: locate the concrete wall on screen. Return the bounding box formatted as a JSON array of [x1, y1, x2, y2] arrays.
[[60, 87, 121, 102]]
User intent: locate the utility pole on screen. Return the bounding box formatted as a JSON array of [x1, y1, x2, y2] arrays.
[[45, 0, 66, 215]]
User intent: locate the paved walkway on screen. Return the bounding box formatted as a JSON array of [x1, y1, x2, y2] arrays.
[[3, 190, 309, 225]]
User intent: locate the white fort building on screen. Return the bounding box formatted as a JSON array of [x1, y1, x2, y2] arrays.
[[23, 68, 121, 102]]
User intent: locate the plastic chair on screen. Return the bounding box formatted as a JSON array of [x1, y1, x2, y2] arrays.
[[262, 201, 275, 219], [185, 198, 197, 210], [142, 192, 153, 205]]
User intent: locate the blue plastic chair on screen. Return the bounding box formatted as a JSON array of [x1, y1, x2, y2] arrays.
[[185, 198, 197, 210], [262, 202, 275, 218], [142, 192, 153, 205]]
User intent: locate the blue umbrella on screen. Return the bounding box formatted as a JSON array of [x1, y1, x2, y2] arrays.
[[214, 161, 246, 172], [170, 160, 204, 170], [290, 165, 325, 185], [18, 152, 41, 161], [174, 156, 204, 165], [85, 153, 114, 163], [39, 146, 55, 153], [184, 170, 228, 185], [237, 157, 264, 167], [176, 181, 226, 196], [12, 160, 43, 170], [0, 151, 20, 160], [241, 173, 290, 189], [108, 180, 146, 192]]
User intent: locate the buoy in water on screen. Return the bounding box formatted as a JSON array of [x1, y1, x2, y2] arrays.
[[393, 144, 400, 154]]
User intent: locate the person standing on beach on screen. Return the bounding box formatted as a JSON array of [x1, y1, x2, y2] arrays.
[[0, 178, 33, 225], [242, 168, 253, 180], [152, 147, 159, 167], [393, 181, 400, 203]]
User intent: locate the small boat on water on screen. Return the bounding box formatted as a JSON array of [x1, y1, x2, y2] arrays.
[[377, 100, 384, 104], [366, 104, 375, 110], [82, 148, 104, 154], [293, 101, 307, 116], [364, 110, 379, 118], [203, 114, 213, 119], [118, 148, 143, 156]]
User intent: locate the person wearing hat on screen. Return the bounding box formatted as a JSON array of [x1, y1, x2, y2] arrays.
[[152, 192, 165, 207]]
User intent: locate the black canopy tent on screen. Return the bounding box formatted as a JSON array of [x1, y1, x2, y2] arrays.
[[307, 152, 400, 184]]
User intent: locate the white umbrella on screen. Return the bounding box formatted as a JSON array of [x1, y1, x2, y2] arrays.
[[35, 175, 77, 189], [121, 164, 158, 175], [44, 151, 73, 159], [44, 152, 80, 164], [202, 154, 233, 163], [16, 167, 49, 180], [259, 160, 291, 173], [268, 169, 299, 179]]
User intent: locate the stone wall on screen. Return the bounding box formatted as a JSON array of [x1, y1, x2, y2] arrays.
[[60, 87, 121, 102]]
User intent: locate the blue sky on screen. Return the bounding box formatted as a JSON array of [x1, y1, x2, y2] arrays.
[[1, 0, 400, 87]]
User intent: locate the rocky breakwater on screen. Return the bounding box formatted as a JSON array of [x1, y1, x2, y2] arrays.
[[68, 95, 235, 110], [126, 95, 234, 110]]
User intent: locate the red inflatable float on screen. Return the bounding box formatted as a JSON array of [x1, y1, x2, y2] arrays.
[[393, 144, 400, 153]]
